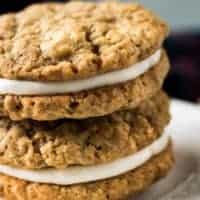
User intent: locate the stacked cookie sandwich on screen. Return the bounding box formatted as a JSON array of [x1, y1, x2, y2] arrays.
[[0, 2, 174, 199]]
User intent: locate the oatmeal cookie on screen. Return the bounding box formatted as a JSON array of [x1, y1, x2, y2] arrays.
[[0, 51, 169, 121], [0, 144, 174, 200], [0, 2, 168, 81], [0, 91, 170, 169]]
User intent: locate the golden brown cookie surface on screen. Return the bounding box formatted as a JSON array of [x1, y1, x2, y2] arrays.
[[0, 51, 169, 121], [0, 2, 168, 81], [0, 91, 169, 169], [0, 144, 174, 200]]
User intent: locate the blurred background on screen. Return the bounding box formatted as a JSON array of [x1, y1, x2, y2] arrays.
[[0, 0, 200, 102]]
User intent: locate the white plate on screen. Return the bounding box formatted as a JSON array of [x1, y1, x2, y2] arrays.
[[134, 99, 200, 200]]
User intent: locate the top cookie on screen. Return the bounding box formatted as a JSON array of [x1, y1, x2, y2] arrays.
[[0, 1, 168, 81]]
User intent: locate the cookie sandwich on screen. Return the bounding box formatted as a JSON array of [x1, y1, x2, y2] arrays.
[[0, 2, 173, 199]]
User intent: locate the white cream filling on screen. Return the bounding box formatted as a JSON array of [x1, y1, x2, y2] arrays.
[[0, 49, 161, 95], [0, 131, 170, 186]]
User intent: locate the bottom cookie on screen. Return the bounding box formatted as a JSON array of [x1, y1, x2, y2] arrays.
[[0, 144, 174, 200]]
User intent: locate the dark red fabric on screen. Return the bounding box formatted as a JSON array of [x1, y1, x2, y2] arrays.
[[164, 32, 200, 102]]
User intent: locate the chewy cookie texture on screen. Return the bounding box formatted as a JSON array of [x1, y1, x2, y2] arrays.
[[0, 2, 168, 81], [0, 51, 170, 121], [0, 91, 170, 169], [0, 145, 174, 200], [0, 1, 173, 200]]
